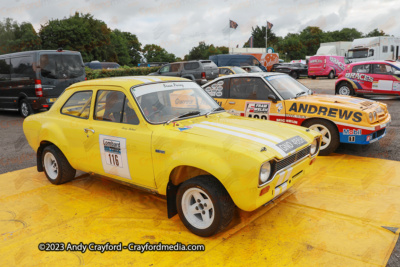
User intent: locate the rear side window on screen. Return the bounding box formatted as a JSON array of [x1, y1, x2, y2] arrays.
[[94, 90, 139, 125], [204, 79, 229, 98], [372, 64, 394, 75], [11, 56, 35, 80], [61, 91, 92, 119], [184, 62, 200, 70], [40, 54, 84, 79], [200, 61, 217, 68], [170, 63, 181, 72], [352, 64, 370, 73], [230, 77, 274, 100], [0, 58, 11, 81]]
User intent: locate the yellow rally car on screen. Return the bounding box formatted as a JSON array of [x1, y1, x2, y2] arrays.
[[23, 76, 321, 237], [203, 73, 391, 155], [218, 66, 247, 77]]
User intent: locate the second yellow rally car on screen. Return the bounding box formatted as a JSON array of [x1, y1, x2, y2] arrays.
[[23, 76, 321, 237], [202, 73, 391, 155]]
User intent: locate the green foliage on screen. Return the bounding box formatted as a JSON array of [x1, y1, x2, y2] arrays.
[[365, 28, 387, 37], [185, 42, 229, 60], [0, 18, 41, 54], [244, 26, 279, 50], [142, 44, 176, 62], [85, 66, 160, 80]]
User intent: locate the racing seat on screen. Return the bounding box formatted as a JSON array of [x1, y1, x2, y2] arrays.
[[103, 91, 124, 122]]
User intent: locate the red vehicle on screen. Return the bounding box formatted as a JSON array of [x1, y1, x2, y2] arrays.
[[308, 55, 349, 79], [335, 60, 400, 96]]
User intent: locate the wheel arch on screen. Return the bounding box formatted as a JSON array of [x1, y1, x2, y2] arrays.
[[301, 117, 339, 134], [37, 140, 57, 172]]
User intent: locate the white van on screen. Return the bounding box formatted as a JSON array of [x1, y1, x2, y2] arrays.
[[347, 37, 400, 63]]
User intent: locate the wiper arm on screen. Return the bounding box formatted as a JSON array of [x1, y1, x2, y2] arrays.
[[295, 91, 306, 98], [166, 111, 201, 125], [204, 107, 225, 117]]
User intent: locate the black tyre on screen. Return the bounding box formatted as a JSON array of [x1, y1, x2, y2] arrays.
[[176, 175, 235, 237], [328, 71, 335, 79], [42, 145, 76, 185], [311, 76, 316, 80], [290, 71, 298, 79], [19, 99, 33, 118], [303, 119, 339, 156], [336, 82, 355, 96]]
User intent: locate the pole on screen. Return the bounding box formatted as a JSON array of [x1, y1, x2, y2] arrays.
[[229, 19, 231, 53], [265, 21, 268, 53]]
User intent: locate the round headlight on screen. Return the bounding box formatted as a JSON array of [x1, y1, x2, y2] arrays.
[[373, 111, 377, 121], [369, 112, 373, 122], [260, 162, 271, 184], [310, 138, 318, 155]]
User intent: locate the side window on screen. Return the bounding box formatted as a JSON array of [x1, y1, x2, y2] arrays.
[[230, 77, 274, 100], [170, 63, 181, 72], [383, 46, 388, 53], [184, 62, 199, 70], [369, 49, 374, 57], [11, 56, 35, 80], [204, 79, 228, 98], [159, 65, 170, 73], [61, 91, 92, 119], [352, 64, 370, 73], [94, 90, 139, 125], [372, 64, 393, 75], [0, 58, 11, 81]]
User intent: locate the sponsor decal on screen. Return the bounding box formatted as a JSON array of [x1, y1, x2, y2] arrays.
[[217, 81, 224, 86], [216, 91, 223, 97], [366, 135, 372, 142], [345, 72, 374, 82], [310, 59, 323, 64], [276, 136, 308, 153], [393, 81, 400, 91], [343, 129, 362, 135], [286, 114, 306, 119], [277, 103, 283, 113], [329, 56, 345, 70], [276, 119, 285, 122], [155, 149, 165, 154], [178, 126, 192, 131], [288, 103, 362, 122], [286, 119, 298, 124], [245, 102, 270, 120], [99, 135, 131, 179], [348, 136, 355, 142]]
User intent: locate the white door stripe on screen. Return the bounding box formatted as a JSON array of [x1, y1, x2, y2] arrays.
[[202, 121, 283, 143], [193, 124, 287, 157]]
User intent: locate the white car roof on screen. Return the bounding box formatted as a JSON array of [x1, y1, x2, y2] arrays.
[[202, 72, 285, 87]]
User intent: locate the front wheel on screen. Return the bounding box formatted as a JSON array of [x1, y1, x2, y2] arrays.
[[19, 99, 33, 118], [303, 119, 339, 156], [177, 176, 235, 237], [328, 71, 335, 79], [42, 145, 76, 184], [290, 71, 298, 79], [337, 82, 354, 96]]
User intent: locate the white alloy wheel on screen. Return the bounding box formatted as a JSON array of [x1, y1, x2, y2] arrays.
[[44, 152, 58, 180], [338, 85, 351, 95], [309, 124, 331, 151], [181, 187, 215, 229], [21, 102, 29, 117]]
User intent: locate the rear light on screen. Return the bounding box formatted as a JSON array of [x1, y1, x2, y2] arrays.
[[201, 72, 206, 79], [42, 104, 49, 108], [85, 77, 87, 80], [35, 79, 43, 97]]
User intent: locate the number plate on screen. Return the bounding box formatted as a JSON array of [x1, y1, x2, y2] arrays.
[[276, 136, 308, 153]]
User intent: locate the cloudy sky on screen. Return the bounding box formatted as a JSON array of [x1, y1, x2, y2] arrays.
[[0, 0, 398, 57]]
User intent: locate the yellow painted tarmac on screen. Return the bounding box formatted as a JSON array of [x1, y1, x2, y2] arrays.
[[0, 154, 399, 266]]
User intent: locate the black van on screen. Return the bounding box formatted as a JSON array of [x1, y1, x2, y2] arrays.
[[0, 50, 86, 117]]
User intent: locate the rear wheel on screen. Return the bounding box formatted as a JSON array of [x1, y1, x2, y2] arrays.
[[42, 145, 76, 184], [290, 71, 298, 79], [177, 176, 235, 237], [311, 76, 316, 80], [328, 71, 335, 79], [303, 119, 339, 156], [19, 99, 33, 118], [337, 82, 354, 96]]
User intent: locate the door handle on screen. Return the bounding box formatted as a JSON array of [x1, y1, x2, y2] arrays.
[[229, 101, 236, 104], [84, 128, 95, 134]]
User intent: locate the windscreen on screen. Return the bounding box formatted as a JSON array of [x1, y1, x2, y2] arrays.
[[347, 49, 368, 59], [40, 53, 84, 79], [265, 75, 311, 100]]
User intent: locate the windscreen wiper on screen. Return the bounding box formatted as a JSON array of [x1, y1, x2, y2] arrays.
[[295, 91, 307, 98], [204, 107, 225, 117], [166, 111, 201, 125]]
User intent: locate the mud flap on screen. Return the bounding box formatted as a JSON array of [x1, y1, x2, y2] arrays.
[[167, 181, 179, 218]]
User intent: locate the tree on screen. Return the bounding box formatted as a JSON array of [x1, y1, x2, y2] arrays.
[[365, 28, 387, 37], [185, 42, 228, 60], [39, 13, 112, 62], [121, 32, 141, 66], [142, 44, 176, 63], [0, 18, 41, 54], [244, 26, 279, 50]]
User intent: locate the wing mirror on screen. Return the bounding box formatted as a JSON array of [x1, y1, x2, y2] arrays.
[[268, 94, 277, 103], [394, 70, 400, 76]]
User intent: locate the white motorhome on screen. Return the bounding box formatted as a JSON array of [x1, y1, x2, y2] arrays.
[[347, 36, 400, 62], [316, 41, 352, 57]]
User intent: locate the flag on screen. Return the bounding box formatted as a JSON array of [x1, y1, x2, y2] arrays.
[[248, 36, 254, 48], [229, 20, 238, 29], [267, 21, 273, 30]]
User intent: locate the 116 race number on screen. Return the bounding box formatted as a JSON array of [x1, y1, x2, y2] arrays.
[[105, 153, 123, 168]]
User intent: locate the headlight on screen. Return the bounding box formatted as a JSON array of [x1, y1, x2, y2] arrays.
[[369, 112, 373, 122], [310, 138, 320, 155], [259, 162, 272, 184], [373, 111, 377, 121]]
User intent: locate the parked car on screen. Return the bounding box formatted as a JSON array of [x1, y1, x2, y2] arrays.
[[218, 66, 247, 77], [203, 73, 391, 155], [209, 54, 267, 71], [241, 66, 264, 73], [85, 61, 120, 70], [335, 60, 400, 96], [0, 49, 86, 117], [149, 60, 218, 85], [271, 63, 308, 79], [23, 76, 321, 237], [308, 55, 349, 79]]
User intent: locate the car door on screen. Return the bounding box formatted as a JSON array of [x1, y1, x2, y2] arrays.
[[371, 63, 398, 93], [349, 64, 372, 92], [203, 78, 229, 107], [85, 88, 155, 188], [225, 77, 285, 121], [162, 63, 181, 77]]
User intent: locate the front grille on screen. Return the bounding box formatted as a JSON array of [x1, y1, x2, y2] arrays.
[[275, 146, 310, 173]]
